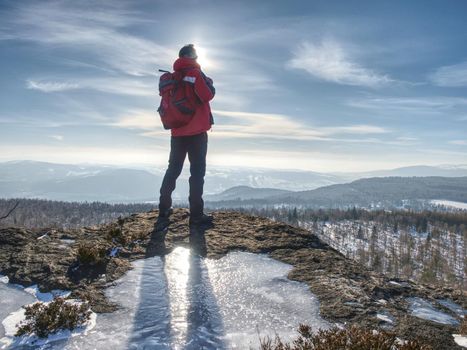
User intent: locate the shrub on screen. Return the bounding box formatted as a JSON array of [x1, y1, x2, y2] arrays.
[[259, 324, 432, 350], [106, 226, 131, 245], [77, 243, 107, 265], [460, 318, 467, 336], [16, 298, 91, 338]]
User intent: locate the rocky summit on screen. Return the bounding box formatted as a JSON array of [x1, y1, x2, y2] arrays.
[[0, 208, 465, 349]]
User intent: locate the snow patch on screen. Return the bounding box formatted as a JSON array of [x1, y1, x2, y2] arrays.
[[66, 170, 101, 177], [376, 312, 394, 324], [59, 239, 75, 245], [453, 334, 467, 348], [23, 285, 70, 303], [0, 276, 8, 284]]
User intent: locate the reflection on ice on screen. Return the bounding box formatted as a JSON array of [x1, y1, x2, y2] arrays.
[[1, 247, 329, 349], [205, 251, 329, 348], [437, 299, 466, 317], [408, 297, 460, 326]]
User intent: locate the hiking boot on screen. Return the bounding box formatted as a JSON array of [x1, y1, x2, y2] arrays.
[[189, 214, 213, 227], [154, 208, 173, 232]]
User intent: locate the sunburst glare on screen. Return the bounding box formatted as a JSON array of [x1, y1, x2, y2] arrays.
[[193, 44, 216, 71]]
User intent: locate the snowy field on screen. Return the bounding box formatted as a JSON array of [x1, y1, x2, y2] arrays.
[[0, 248, 330, 349], [430, 200, 467, 210], [302, 219, 466, 286]]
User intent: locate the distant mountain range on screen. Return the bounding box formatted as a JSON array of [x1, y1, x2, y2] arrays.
[[206, 176, 467, 208], [1, 160, 467, 204], [0, 161, 340, 202], [204, 186, 292, 202], [339, 165, 467, 180]]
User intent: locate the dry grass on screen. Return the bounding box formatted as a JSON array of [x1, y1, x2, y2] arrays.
[[16, 298, 91, 338], [106, 222, 147, 245], [76, 243, 107, 265], [259, 324, 432, 350], [107, 227, 128, 245]]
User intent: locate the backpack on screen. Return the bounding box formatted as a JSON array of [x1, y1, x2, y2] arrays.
[[157, 70, 198, 130]]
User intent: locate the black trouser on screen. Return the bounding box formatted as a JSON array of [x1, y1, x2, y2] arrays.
[[159, 132, 207, 218]]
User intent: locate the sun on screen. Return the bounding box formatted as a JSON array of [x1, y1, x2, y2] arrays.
[[193, 44, 215, 71]]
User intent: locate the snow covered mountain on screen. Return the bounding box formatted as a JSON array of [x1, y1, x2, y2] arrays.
[[1, 161, 467, 203]]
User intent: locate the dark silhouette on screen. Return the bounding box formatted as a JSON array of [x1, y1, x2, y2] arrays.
[[185, 227, 226, 349], [156, 44, 215, 232], [126, 233, 173, 349]]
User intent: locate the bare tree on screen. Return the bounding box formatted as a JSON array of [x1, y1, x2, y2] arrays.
[[0, 201, 19, 220]]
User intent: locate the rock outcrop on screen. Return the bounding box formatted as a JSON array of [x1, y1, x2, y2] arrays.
[[0, 208, 465, 349]]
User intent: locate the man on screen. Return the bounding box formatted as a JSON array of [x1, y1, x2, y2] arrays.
[[156, 44, 215, 232]]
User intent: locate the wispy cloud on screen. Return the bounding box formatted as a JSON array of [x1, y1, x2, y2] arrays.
[[211, 109, 390, 140], [49, 135, 64, 141], [112, 108, 391, 141], [429, 61, 467, 87], [27, 80, 79, 92], [287, 40, 392, 87], [348, 96, 467, 114], [449, 140, 467, 146], [111, 111, 159, 130], [26, 78, 153, 96], [5, 2, 174, 76], [321, 125, 388, 135], [0, 144, 167, 166]]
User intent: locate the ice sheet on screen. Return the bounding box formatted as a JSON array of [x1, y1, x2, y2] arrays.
[[408, 297, 460, 326], [1, 247, 330, 349]]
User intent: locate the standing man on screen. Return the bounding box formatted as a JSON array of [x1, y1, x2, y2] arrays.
[[156, 44, 215, 232]]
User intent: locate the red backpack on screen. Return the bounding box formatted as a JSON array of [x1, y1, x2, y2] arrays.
[[157, 70, 198, 130]]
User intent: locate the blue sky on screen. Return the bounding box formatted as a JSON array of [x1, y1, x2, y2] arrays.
[[0, 0, 466, 172]]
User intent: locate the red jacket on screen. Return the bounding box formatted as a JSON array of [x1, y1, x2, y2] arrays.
[[171, 57, 215, 137]]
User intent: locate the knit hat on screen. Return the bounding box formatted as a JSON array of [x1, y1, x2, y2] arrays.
[[179, 44, 198, 59]]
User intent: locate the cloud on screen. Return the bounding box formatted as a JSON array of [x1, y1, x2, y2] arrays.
[[0, 144, 167, 167], [27, 80, 79, 92], [287, 40, 392, 87], [26, 78, 153, 96], [321, 125, 388, 135], [449, 140, 467, 146], [110, 111, 167, 139], [5, 2, 174, 77], [211, 109, 390, 140], [430, 61, 467, 87], [49, 135, 64, 141], [111, 111, 159, 130], [348, 96, 467, 114], [111, 108, 391, 141]]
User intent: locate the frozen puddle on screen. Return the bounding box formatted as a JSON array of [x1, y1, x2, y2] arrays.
[[1, 248, 329, 349], [0, 281, 35, 339], [408, 297, 460, 326]]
